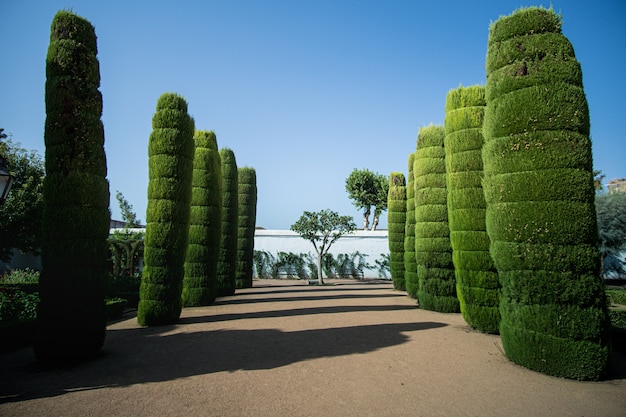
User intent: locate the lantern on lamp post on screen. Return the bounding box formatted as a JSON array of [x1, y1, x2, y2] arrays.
[[0, 154, 14, 205]]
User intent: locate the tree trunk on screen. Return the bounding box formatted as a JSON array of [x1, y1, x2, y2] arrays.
[[363, 206, 370, 231], [371, 212, 379, 231], [317, 250, 324, 285]]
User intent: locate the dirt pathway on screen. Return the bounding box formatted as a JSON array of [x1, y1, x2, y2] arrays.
[[1, 280, 625, 417]]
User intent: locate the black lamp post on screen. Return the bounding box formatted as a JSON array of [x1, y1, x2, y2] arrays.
[[0, 154, 14, 205]]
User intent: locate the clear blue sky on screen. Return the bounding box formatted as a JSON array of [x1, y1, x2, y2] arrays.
[[1, 1, 624, 230]]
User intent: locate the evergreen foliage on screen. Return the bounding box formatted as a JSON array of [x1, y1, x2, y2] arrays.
[[235, 167, 257, 289], [483, 7, 610, 380], [0, 138, 45, 263], [414, 125, 459, 313], [404, 153, 418, 297], [444, 85, 500, 333], [388, 172, 406, 290], [217, 148, 238, 296], [182, 130, 222, 306], [36, 10, 110, 363], [138, 93, 195, 326]]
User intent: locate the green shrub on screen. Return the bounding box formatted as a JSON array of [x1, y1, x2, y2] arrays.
[[607, 289, 626, 305], [445, 85, 500, 333], [0, 289, 38, 324], [105, 297, 127, 321], [414, 125, 458, 313], [483, 6, 610, 380], [36, 10, 110, 364], [217, 148, 239, 296], [388, 172, 406, 290], [182, 130, 222, 306], [235, 167, 257, 289], [0, 268, 40, 284], [138, 93, 195, 326], [404, 154, 417, 297]]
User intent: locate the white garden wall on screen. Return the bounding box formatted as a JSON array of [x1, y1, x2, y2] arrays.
[[254, 229, 389, 279]]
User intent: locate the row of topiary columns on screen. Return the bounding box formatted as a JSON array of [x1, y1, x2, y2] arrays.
[[138, 97, 258, 326], [389, 6, 610, 380], [37, 10, 258, 360]]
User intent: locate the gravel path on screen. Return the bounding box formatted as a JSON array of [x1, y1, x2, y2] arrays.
[[1, 279, 625, 417]]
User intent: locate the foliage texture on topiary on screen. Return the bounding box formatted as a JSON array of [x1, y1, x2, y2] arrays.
[[483, 6, 610, 380], [414, 125, 459, 313], [235, 167, 257, 289], [444, 85, 500, 333], [182, 130, 222, 306], [138, 93, 195, 326], [388, 172, 406, 291], [217, 148, 238, 296], [404, 153, 418, 298], [36, 10, 111, 364]]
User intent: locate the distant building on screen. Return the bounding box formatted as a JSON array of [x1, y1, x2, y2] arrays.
[[607, 178, 626, 194]]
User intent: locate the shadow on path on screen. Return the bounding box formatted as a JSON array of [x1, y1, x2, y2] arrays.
[[215, 293, 407, 306], [0, 321, 446, 403], [179, 304, 419, 325]]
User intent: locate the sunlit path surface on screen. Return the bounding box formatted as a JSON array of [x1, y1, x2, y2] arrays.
[[1, 279, 625, 417]]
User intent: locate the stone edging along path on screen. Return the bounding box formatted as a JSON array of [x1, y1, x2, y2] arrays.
[[1, 279, 625, 417]]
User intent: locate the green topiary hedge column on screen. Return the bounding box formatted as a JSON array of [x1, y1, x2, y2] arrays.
[[414, 125, 459, 313], [235, 167, 257, 289], [483, 7, 610, 380], [182, 130, 222, 306], [36, 10, 111, 364], [444, 85, 500, 333], [138, 93, 195, 326], [217, 148, 238, 296], [404, 153, 418, 298], [388, 172, 406, 291]]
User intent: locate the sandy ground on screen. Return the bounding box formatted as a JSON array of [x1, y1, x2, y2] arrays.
[[1, 279, 625, 417]]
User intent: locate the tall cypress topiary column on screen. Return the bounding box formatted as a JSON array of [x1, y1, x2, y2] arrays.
[[138, 93, 195, 326], [388, 172, 406, 291], [235, 167, 257, 289], [444, 85, 500, 333], [404, 153, 418, 298], [36, 10, 111, 364], [182, 130, 222, 306], [414, 125, 459, 313], [483, 7, 610, 379], [217, 148, 238, 296]]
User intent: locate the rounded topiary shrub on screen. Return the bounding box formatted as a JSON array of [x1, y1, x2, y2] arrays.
[[483, 6, 610, 380], [444, 85, 500, 333], [217, 148, 238, 297], [414, 125, 459, 313], [182, 130, 222, 306], [235, 167, 257, 289], [36, 10, 111, 364], [138, 93, 195, 326], [388, 172, 406, 291], [404, 153, 417, 298]]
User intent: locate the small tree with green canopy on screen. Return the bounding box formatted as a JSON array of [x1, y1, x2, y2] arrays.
[[115, 191, 140, 228], [138, 93, 195, 326], [483, 6, 610, 380], [216, 148, 238, 296], [345, 168, 388, 231], [235, 166, 257, 289], [414, 124, 459, 313], [182, 130, 222, 306], [0, 135, 44, 263], [444, 85, 500, 333], [371, 173, 389, 231], [290, 209, 356, 285], [387, 172, 406, 291], [35, 10, 111, 363]]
